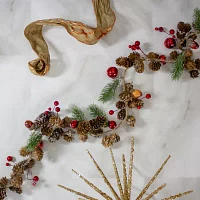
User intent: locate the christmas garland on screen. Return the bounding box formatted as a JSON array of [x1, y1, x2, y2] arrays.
[[0, 6, 200, 200]]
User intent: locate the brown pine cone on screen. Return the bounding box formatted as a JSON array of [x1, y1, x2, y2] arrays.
[[63, 134, 74, 142], [96, 116, 107, 127], [9, 186, 22, 194], [48, 116, 62, 126], [125, 83, 134, 92], [10, 175, 23, 188], [126, 116, 136, 127], [24, 159, 35, 170], [116, 57, 133, 68], [77, 121, 91, 135], [190, 70, 199, 78], [78, 134, 88, 142], [128, 100, 135, 108], [188, 32, 197, 40], [184, 23, 191, 33], [0, 188, 6, 199], [184, 49, 193, 58], [89, 118, 102, 130], [184, 60, 196, 71], [134, 58, 145, 73], [116, 101, 126, 109], [148, 61, 161, 71], [128, 52, 140, 62], [41, 125, 53, 136], [180, 38, 187, 47], [177, 22, 185, 31], [19, 147, 30, 157], [32, 147, 44, 161], [176, 31, 186, 39], [195, 59, 200, 70], [12, 164, 24, 175], [132, 99, 144, 107], [119, 91, 133, 102], [170, 51, 179, 59], [34, 112, 53, 129], [117, 109, 126, 120], [90, 128, 104, 137], [147, 52, 159, 59], [102, 133, 120, 148], [48, 128, 64, 143], [0, 177, 8, 188], [60, 116, 72, 128]]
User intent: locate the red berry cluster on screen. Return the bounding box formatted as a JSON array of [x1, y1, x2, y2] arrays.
[[45, 101, 60, 114], [128, 40, 141, 51], [32, 176, 39, 186], [6, 156, 13, 166]]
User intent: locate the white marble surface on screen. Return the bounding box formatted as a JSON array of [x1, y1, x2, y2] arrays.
[[0, 0, 200, 199]]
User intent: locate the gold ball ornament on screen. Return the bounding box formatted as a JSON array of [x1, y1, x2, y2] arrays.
[[132, 89, 142, 98]]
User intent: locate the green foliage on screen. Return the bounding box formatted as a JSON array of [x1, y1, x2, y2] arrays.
[[171, 54, 185, 81], [26, 132, 42, 152], [98, 77, 121, 103], [87, 104, 107, 120], [193, 7, 200, 32], [71, 106, 85, 121]]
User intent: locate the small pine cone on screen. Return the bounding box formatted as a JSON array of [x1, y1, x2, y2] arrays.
[[9, 186, 22, 194], [60, 116, 72, 128], [0, 188, 6, 199], [148, 61, 161, 71], [188, 32, 197, 40], [78, 134, 88, 142], [184, 49, 193, 58], [90, 128, 104, 137], [128, 100, 136, 108], [134, 59, 144, 73], [126, 116, 136, 127], [195, 59, 200, 70], [117, 109, 126, 120], [125, 83, 134, 92], [34, 112, 53, 129], [184, 60, 196, 71], [77, 121, 91, 135], [184, 23, 191, 33], [128, 52, 140, 62], [48, 116, 62, 126], [177, 22, 185, 32], [48, 128, 64, 143], [12, 164, 24, 176], [89, 118, 102, 130], [96, 116, 107, 127], [147, 52, 159, 59], [32, 147, 44, 161], [116, 101, 126, 109], [102, 133, 120, 148], [116, 57, 133, 68], [10, 175, 23, 188], [0, 177, 8, 188], [170, 51, 179, 60], [180, 38, 187, 47], [190, 70, 199, 79], [119, 91, 133, 102], [41, 125, 53, 136], [63, 134, 74, 142], [24, 159, 35, 170], [19, 147, 30, 157], [176, 31, 186, 39], [133, 99, 144, 107]]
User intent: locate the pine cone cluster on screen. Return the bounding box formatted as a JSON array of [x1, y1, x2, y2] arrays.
[[102, 133, 120, 148], [48, 127, 64, 143], [116, 57, 133, 68]]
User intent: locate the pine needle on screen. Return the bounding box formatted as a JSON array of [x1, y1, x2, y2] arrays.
[[98, 77, 121, 103], [26, 132, 42, 152], [71, 106, 85, 121], [87, 104, 107, 120], [171, 54, 185, 81], [193, 7, 200, 32]]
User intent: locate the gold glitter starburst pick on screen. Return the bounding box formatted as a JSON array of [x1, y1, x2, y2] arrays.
[[58, 137, 193, 200]]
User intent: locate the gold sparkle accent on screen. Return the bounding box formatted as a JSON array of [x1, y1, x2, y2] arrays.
[[58, 137, 193, 199]]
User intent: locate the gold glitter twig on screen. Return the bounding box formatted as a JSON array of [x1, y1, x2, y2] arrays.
[[162, 190, 193, 200], [122, 154, 128, 198]]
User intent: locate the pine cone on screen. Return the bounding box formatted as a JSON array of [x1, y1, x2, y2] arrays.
[[188, 32, 197, 40], [24, 159, 35, 170], [147, 52, 159, 59], [90, 128, 104, 137], [170, 51, 179, 59], [48, 116, 62, 126], [134, 59, 144, 73], [19, 147, 30, 157], [190, 70, 199, 78], [132, 99, 144, 107], [176, 31, 186, 39], [9, 186, 22, 194], [128, 100, 136, 108], [34, 112, 53, 129], [96, 116, 107, 127], [184, 23, 191, 33], [184, 60, 196, 71], [63, 134, 74, 142], [0, 177, 8, 188], [32, 147, 44, 161], [184, 49, 193, 58], [116, 101, 126, 109], [102, 133, 120, 148], [0, 188, 6, 199], [177, 22, 185, 32], [10, 175, 23, 188], [177, 22, 191, 33], [128, 52, 140, 62], [126, 116, 136, 127], [148, 61, 161, 71], [117, 109, 126, 120], [12, 164, 24, 175], [89, 117, 107, 130], [48, 128, 64, 143], [41, 125, 53, 136], [195, 59, 200, 70], [119, 91, 133, 102], [116, 57, 133, 68], [77, 121, 91, 135], [180, 38, 187, 47], [78, 134, 88, 142], [60, 116, 72, 128], [125, 83, 134, 92]]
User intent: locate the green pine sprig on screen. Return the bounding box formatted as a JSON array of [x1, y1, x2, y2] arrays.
[[98, 77, 121, 103], [26, 132, 42, 152], [87, 104, 107, 120], [171, 54, 185, 81], [193, 7, 200, 32], [71, 106, 85, 121]]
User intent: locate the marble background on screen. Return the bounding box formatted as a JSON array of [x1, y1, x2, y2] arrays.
[[0, 0, 200, 199]]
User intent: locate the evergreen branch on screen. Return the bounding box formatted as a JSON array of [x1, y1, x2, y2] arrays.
[[98, 77, 121, 103], [26, 132, 42, 152], [193, 7, 200, 32], [71, 106, 85, 121], [171, 54, 185, 81], [87, 104, 107, 120]]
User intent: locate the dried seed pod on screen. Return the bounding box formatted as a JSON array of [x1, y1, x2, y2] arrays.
[[102, 133, 120, 148]]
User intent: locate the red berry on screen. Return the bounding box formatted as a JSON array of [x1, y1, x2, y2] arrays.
[[107, 67, 118, 79], [169, 29, 175, 34], [109, 110, 115, 115], [6, 163, 10, 166], [190, 41, 199, 49], [55, 107, 60, 112], [172, 35, 176, 38], [131, 45, 137, 50], [33, 182, 37, 186], [146, 94, 151, 99], [135, 41, 140, 46], [164, 38, 176, 49], [25, 120, 33, 129], [38, 141, 44, 149], [7, 156, 12, 162], [48, 107, 51, 111], [159, 55, 166, 60], [108, 121, 117, 129], [128, 45, 132, 48], [44, 111, 49, 115], [135, 45, 140, 50], [159, 27, 164, 32], [54, 101, 59, 106], [137, 106, 142, 109], [70, 120, 78, 129], [33, 176, 39, 182], [155, 27, 159, 31]]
